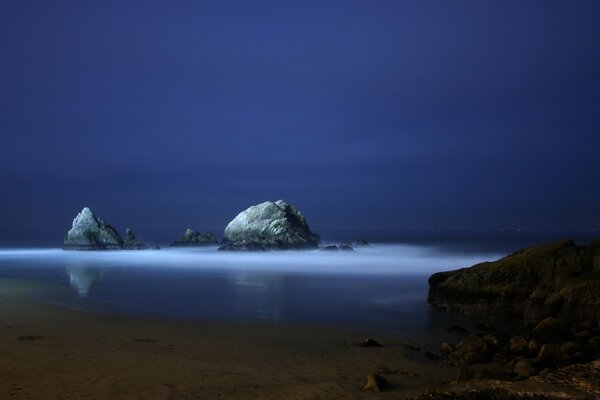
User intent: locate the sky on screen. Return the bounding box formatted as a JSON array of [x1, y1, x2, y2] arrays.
[[1, 0, 599, 233]]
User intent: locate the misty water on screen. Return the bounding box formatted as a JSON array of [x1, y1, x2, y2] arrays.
[[0, 231, 597, 344]]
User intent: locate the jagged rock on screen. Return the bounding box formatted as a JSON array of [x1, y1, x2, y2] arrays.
[[219, 200, 319, 251], [321, 245, 339, 251], [170, 228, 217, 247], [123, 228, 147, 250], [363, 374, 388, 392], [63, 207, 123, 250], [339, 244, 354, 251], [427, 239, 600, 328], [447, 335, 493, 366]]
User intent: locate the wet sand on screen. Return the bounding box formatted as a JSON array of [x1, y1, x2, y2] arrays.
[[0, 277, 455, 399]]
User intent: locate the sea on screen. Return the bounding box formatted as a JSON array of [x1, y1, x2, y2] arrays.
[[0, 229, 597, 346]]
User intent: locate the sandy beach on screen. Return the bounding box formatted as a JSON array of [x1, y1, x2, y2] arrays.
[[0, 277, 455, 399]]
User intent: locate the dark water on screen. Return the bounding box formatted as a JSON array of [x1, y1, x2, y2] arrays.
[[0, 231, 597, 346]]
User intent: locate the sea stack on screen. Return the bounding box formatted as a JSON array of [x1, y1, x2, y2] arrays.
[[169, 228, 217, 247], [123, 228, 148, 250], [219, 200, 320, 251], [63, 207, 123, 250]]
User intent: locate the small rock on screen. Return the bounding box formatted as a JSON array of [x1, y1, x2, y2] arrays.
[[321, 245, 338, 251], [532, 317, 565, 343], [527, 340, 541, 356], [363, 374, 388, 392], [170, 228, 217, 247], [482, 334, 499, 347], [510, 336, 529, 355], [441, 342, 455, 356], [513, 359, 537, 379], [536, 344, 570, 367], [447, 336, 492, 366], [543, 293, 563, 312], [361, 338, 381, 348], [493, 353, 508, 364], [560, 341, 582, 355], [588, 336, 600, 355], [123, 228, 147, 250]]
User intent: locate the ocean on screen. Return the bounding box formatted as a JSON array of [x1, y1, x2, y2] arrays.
[[0, 229, 597, 345]]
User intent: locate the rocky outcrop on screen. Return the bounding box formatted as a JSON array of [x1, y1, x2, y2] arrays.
[[219, 200, 319, 251], [63, 207, 123, 250], [169, 228, 217, 247], [429, 239, 600, 384], [428, 239, 600, 327], [123, 228, 147, 250]]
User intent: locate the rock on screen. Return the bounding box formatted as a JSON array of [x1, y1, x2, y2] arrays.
[[360, 338, 382, 347], [482, 334, 499, 347], [544, 293, 563, 313], [447, 335, 492, 366], [528, 340, 541, 356], [559, 341, 581, 355], [321, 245, 338, 251], [441, 342, 455, 356], [362, 374, 388, 392], [218, 239, 269, 251], [427, 239, 600, 327], [588, 336, 600, 355], [63, 207, 123, 250], [531, 317, 565, 344], [509, 336, 528, 355], [355, 239, 369, 246], [493, 353, 508, 364], [536, 344, 570, 367], [513, 359, 537, 379], [220, 200, 319, 251], [123, 228, 147, 250], [170, 228, 217, 247], [339, 244, 354, 251]]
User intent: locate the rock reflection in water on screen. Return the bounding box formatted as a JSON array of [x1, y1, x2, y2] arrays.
[[66, 266, 104, 296], [228, 272, 285, 321]]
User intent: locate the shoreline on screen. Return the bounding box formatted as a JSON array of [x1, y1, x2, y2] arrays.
[[1, 277, 455, 399], [2, 266, 597, 398]]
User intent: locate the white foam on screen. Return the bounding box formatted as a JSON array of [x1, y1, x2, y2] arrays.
[[0, 244, 502, 275]]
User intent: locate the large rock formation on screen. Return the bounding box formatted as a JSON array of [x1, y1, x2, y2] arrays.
[[63, 207, 123, 250], [123, 228, 147, 250], [169, 228, 217, 247], [219, 200, 320, 251], [428, 239, 600, 327]]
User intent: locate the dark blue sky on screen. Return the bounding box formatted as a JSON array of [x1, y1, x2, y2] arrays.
[[1, 1, 599, 233]]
